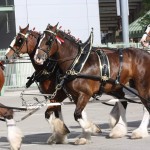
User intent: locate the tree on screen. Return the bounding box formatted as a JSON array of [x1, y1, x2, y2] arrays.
[[138, 0, 150, 28]]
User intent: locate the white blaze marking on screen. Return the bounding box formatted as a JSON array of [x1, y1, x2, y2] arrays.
[[38, 34, 45, 47], [5, 38, 16, 55]]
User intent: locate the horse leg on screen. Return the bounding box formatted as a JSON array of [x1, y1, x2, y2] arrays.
[[131, 106, 149, 139], [45, 105, 70, 144], [76, 108, 102, 139], [0, 107, 23, 150], [109, 88, 127, 127], [109, 100, 127, 126], [130, 87, 150, 139], [109, 101, 127, 138], [81, 108, 101, 135], [109, 102, 120, 128], [74, 93, 93, 145]]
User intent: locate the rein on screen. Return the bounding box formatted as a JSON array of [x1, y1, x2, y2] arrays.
[[74, 73, 142, 104]]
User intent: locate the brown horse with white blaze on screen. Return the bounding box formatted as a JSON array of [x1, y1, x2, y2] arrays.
[[5, 24, 101, 144], [34, 23, 150, 144]]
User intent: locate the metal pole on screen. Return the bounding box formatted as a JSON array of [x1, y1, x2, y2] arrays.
[[120, 0, 129, 47]]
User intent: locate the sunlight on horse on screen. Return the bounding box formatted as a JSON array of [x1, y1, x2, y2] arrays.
[[34, 23, 150, 144]]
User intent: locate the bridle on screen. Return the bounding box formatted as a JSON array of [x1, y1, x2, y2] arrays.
[[36, 28, 80, 64], [8, 31, 31, 56], [37, 29, 57, 58]]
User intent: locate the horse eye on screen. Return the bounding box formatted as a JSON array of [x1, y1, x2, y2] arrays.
[[18, 39, 22, 43], [15, 38, 24, 46], [46, 40, 51, 45], [46, 37, 53, 45]]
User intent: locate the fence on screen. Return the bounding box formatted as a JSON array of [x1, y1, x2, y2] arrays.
[[0, 50, 35, 95], [97, 42, 149, 49], [0, 43, 149, 94]]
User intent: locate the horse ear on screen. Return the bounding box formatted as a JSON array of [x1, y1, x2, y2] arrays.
[[19, 26, 22, 31], [46, 24, 51, 30], [26, 24, 29, 30], [53, 22, 59, 30]]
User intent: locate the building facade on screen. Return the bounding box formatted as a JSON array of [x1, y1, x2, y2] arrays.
[[0, 0, 16, 49]]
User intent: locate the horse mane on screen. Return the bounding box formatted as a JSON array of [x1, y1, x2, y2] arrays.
[[57, 29, 82, 44], [30, 30, 41, 40]]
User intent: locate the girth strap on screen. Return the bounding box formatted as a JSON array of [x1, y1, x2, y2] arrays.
[[115, 49, 123, 84], [96, 50, 110, 81]]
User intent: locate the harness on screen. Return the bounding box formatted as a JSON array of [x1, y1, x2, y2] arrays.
[[26, 60, 57, 88], [36, 26, 146, 106], [66, 31, 93, 77], [96, 49, 110, 95], [96, 50, 110, 81]]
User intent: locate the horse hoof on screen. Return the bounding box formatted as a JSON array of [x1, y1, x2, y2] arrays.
[[91, 124, 102, 135], [47, 134, 68, 144], [131, 128, 149, 139], [7, 126, 23, 150], [74, 138, 90, 145], [109, 124, 127, 138], [47, 136, 56, 144]]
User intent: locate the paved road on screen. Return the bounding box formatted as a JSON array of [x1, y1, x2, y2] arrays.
[[0, 89, 150, 150]]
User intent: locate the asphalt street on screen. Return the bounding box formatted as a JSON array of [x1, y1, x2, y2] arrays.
[[0, 88, 150, 150]]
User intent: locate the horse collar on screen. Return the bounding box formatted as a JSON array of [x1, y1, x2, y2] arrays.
[[66, 31, 93, 76]]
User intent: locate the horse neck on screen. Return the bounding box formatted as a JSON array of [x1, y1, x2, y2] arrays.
[[56, 40, 79, 72]]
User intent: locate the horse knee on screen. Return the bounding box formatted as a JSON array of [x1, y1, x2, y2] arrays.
[[2, 108, 13, 120], [45, 109, 53, 119], [74, 109, 82, 121], [121, 101, 127, 109]]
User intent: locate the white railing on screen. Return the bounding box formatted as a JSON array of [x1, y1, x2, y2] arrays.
[[97, 42, 150, 50], [0, 50, 35, 91]]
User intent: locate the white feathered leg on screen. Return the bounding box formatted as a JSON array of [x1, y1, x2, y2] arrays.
[[46, 113, 69, 144], [6, 119, 23, 150], [109, 102, 120, 128], [74, 117, 93, 145], [109, 102, 127, 138], [82, 109, 101, 135], [75, 108, 99, 145], [131, 106, 149, 139]]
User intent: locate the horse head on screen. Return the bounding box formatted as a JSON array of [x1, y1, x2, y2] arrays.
[[34, 23, 80, 68], [140, 24, 150, 47], [5, 24, 41, 62], [34, 23, 60, 65]]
